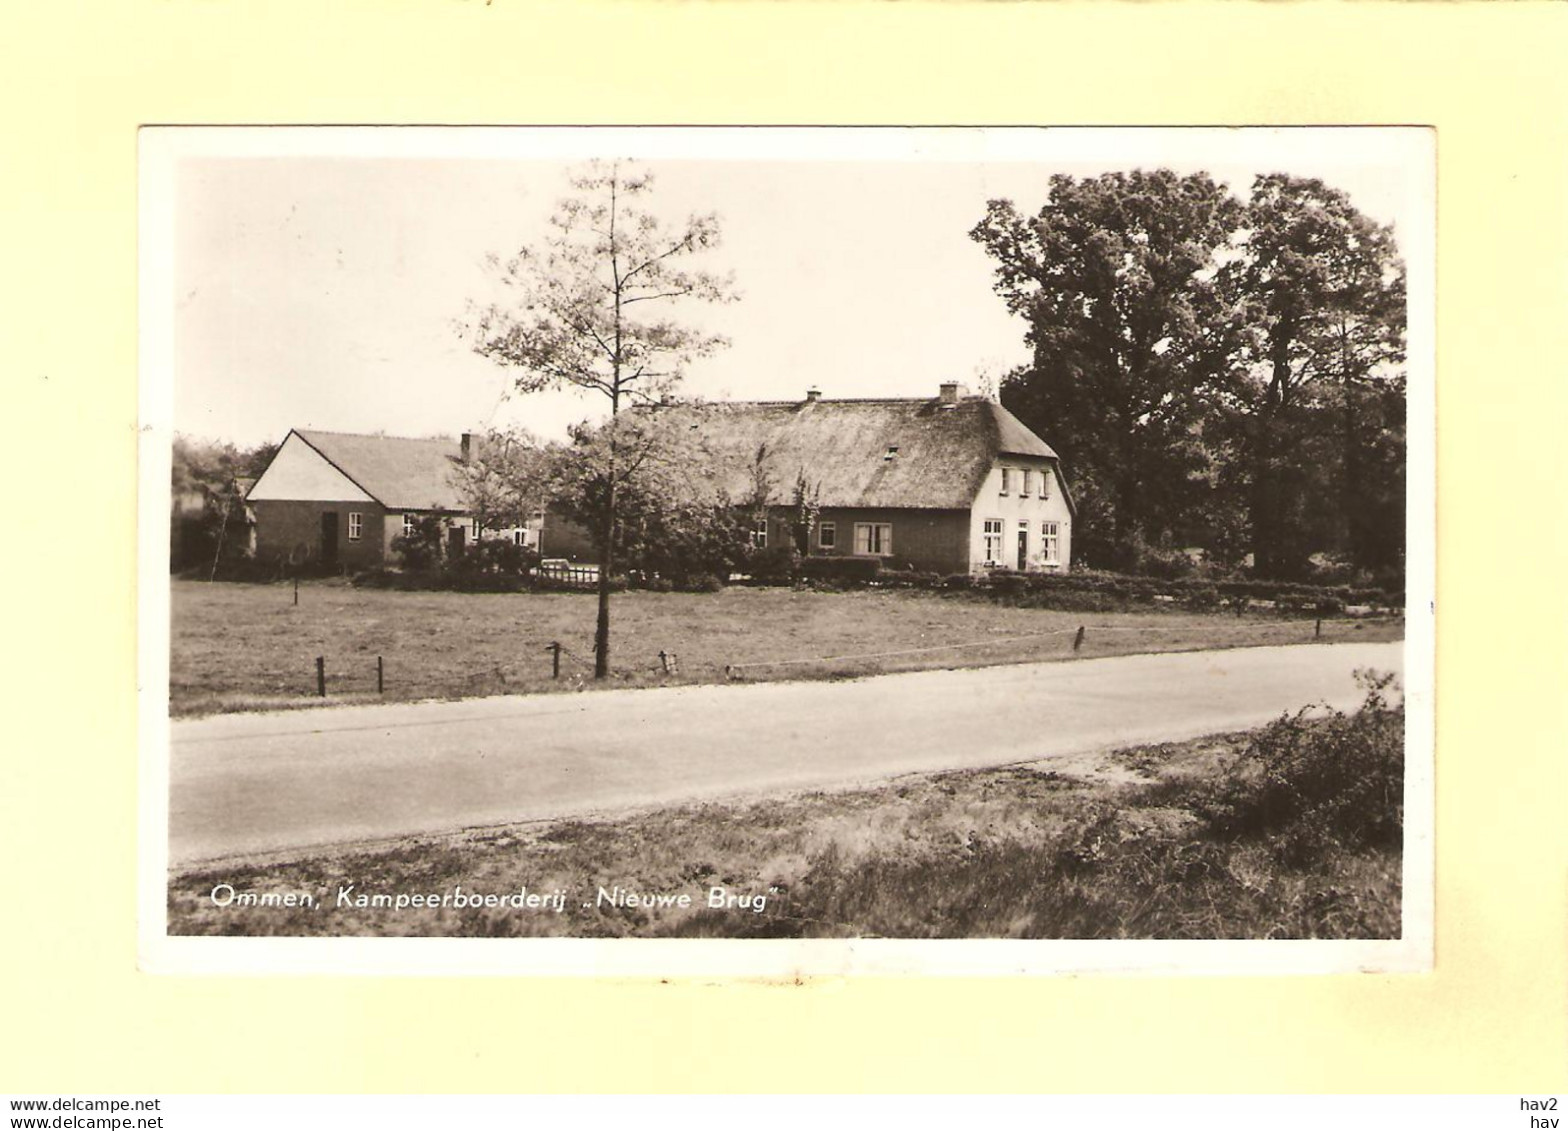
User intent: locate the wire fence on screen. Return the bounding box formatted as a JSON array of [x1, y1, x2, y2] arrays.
[[287, 613, 1398, 702]]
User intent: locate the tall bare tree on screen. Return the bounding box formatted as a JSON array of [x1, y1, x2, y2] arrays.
[[466, 163, 736, 676]]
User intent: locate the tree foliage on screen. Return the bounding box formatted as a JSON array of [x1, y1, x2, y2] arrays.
[[465, 163, 737, 672], [544, 406, 755, 586], [971, 171, 1242, 569], [973, 170, 1406, 581], [170, 435, 277, 576]]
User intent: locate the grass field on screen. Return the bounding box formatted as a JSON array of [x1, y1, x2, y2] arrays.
[[170, 579, 1403, 716], [168, 688, 1404, 940]]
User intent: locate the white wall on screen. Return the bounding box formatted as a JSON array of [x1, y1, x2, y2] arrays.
[[966, 458, 1074, 571], [247, 433, 373, 503]]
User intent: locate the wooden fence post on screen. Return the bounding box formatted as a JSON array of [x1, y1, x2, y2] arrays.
[[377, 655, 384, 694], [549, 641, 562, 679], [293, 576, 299, 606], [1315, 617, 1322, 639], [316, 656, 325, 698], [1073, 626, 1085, 653]]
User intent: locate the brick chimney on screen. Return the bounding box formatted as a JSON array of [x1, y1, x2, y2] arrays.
[[939, 381, 969, 406], [460, 432, 474, 464], [805, 386, 822, 403]]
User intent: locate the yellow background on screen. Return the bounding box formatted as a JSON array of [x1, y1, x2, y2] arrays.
[[3, 0, 1565, 1093]]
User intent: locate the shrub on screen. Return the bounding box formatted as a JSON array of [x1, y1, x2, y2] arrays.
[[985, 570, 1030, 597], [942, 572, 975, 590], [391, 515, 446, 570], [1184, 586, 1222, 611], [1197, 671, 1404, 864], [798, 556, 882, 585], [748, 545, 801, 586], [682, 573, 725, 593]]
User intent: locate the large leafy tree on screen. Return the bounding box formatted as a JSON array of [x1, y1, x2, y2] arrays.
[[971, 171, 1243, 568], [1217, 174, 1406, 578], [466, 163, 737, 676]]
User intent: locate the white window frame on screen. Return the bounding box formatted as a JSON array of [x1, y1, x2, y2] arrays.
[[1041, 521, 1061, 566], [750, 516, 768, 550], [402, 513, 416, 537], [853, 522, 893, 557], [999, 467, 1012, 496], [982, 518, 1004, 565], [1021, 469, 1032, 497], [347, 512, 363, 541], [818, 521, 836, 550], [1040, 468, 1052, 500]]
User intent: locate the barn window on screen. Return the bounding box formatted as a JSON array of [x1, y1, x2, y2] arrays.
[[347, 512, 363, 541], [983, 518, 1004, 564], [818, 521, 836, 550], [854, 522, 892, 556], [1041, 521, 1060, 565]]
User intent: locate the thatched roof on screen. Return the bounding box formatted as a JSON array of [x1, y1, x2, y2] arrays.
[[665, 395, 1064, 511], [292, 430, 467, 510]]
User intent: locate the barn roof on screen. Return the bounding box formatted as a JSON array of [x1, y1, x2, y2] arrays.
[[658, 395, 1064, 511], [292, 430, 467, 510]]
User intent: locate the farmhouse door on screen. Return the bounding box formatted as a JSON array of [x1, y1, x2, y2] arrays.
[[320, 511, 339, 566], [1016, 528, 1029, 571], [448, 525, 466, 554]]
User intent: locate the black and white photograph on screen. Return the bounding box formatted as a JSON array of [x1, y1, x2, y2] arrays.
[[138, 127, 1433, 975]]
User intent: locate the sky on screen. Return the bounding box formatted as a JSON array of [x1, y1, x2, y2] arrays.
[[164, 127, 1431, 449]]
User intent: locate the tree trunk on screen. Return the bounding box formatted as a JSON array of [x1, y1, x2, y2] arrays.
[[208, 499, 230, 582], [594, 475, 615, 679]]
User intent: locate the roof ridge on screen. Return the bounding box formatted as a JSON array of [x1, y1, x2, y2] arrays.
[[297, 427, 458, 442], [688, 396, 990, 407]]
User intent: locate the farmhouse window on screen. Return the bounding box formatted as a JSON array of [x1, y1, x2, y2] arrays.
[[819, 521, 836, 550], [1041, 521, 1060, 565], [403, 513, 418, 538], [999, 468, 1012, 495], [854, 522, 892, 556], [513, 529, 527, 547], [347, 512, 363, 541], [750, 517, 768, 549], [983, 518, 1004, 564], [1040, 470, 1052, 500]]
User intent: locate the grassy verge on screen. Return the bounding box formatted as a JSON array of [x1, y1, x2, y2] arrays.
[[169, 678, 1403, 939], [171, 580, 1403, 717]]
